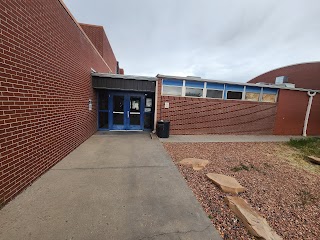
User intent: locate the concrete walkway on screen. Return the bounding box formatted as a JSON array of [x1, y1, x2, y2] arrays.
[[159, 134, 303, 143], [0, 132, 221, 240]]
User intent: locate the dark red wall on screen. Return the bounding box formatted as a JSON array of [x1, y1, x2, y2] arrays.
[[156, 80, 277, 135], [79, 23, 118, 73], [0, 0, 112, 205], [248, 62, 320, 90], [274, 90, 320, 135]]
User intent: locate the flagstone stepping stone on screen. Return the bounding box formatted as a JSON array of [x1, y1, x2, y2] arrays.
[[206, 173, 245, 194], [307, 156, 320, 165], [225, 196, 282, 240], [179, 158, 209, 170]]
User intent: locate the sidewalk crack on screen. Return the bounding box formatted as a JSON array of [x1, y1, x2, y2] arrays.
[[138, 225, 211, 240]]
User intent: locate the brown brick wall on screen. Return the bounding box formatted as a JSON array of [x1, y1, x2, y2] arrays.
[[0, 0, 111, 205], [156, 80, 277, 135], [248, 62, 320, 90], [80, 23, 117, 73], [274, 89, 320, 135]]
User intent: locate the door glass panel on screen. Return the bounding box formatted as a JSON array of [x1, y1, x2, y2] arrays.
[[130, 114, 140, 125], [146, 98, 152, 108], [113, 113, 124, 125], [98, 92, 108, 110], [130, 97, 140, 112], [130, 97, 140, 126], [144, 114, 152, 129], [99, 112, 108, 128], [113, 95, 124, 125]]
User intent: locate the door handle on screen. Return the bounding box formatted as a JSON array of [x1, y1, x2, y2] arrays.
[[127, 111, 129, 118]]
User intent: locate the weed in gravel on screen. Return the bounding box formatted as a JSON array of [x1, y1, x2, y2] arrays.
[[297, 189, 318, 207], [231, 163, 250, 172], [249, 164, 259, 171], [231, 163, 267, 175], [263, 162, 272, 168]]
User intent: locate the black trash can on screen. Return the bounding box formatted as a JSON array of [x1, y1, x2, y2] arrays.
[[157, 120, 170, 138]]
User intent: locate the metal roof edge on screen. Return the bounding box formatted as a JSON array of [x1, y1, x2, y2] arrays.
[[156, 74, 320, 93], [92, 73, 157, 81]]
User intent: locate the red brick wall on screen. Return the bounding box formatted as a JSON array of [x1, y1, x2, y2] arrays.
[[157, 80, 277, 135], [80, 23, 117, 73], [248, 62, 320, 90], [274, 89, 320, 135], [0, 0, 111, 205]]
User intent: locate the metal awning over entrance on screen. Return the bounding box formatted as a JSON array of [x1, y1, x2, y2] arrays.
[[92, 73, 157, 92]]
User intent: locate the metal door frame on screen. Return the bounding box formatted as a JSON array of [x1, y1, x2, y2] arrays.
[[109, 91, 145, 130]]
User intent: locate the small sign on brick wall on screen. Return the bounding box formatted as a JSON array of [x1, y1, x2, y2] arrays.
[[89, 99, 92, 111], [164, 102, 169, 109]]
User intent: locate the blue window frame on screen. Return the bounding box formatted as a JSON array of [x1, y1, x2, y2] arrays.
[[225, 84, 244, 99], [185, 80, 204, 97], [206, 83, 224, 99], [245, 86, 261, 101], [162, 79, 183, 86], [97, 91, 153, 131], [225, 84, 244, 92], [162, 79, 183, 96], [262, 88, 278, 94], [262, 88, 278, 103], [246, 86, 261, 93], [97, 91, 109, 130], [160, 78, 279, 103], [207, 83, 224, 90], [185, 81, 204, 88]]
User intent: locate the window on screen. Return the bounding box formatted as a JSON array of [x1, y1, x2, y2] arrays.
[[98, 91, 109, 129], [262, 88, 278, 103], [206, 83, 224, 99], [98, 92, 108, 110], [162, 79, 183, 96], [144, 94, 153, 129], [227, 92, 242, 99], [225, 85, 244, 100], [185, 81, 204, 97], [207, 90, 223, 98], [245, 86, 261, 101], [98, 112, 108, 128]]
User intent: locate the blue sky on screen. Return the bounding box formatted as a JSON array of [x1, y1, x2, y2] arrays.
[[64, 0, 320, 82]]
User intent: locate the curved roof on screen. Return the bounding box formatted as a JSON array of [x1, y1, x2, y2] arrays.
[[248, 62, 320, 90]]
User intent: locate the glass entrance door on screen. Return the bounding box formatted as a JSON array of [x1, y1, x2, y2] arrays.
[[112, 95, 125, 130], [110, 93, 144, 130], [128, 96, 142, 130]]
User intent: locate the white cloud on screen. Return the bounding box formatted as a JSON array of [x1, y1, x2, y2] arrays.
[[64, 0, 320, 82]]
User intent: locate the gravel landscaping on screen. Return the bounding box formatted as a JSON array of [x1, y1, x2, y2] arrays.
[[163, 142, 320, 240]]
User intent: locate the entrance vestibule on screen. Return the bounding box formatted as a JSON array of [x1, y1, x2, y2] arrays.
[[98, 91, 154, 131]]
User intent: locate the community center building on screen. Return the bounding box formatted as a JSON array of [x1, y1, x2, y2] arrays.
[[1, 0, 320, 205]]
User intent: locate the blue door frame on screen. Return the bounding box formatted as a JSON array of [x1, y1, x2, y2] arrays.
[[109, 92, 145, 130]]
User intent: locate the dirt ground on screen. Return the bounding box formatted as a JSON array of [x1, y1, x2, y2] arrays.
[[163, 142, 320, 240]]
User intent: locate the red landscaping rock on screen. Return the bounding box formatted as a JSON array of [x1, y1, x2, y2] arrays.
[[206, 173, 246, 194], [307, 156, 320, 165], [225, 196, 282, 240], [179, 158, 209, 170], [163, 142, 320, 240]]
